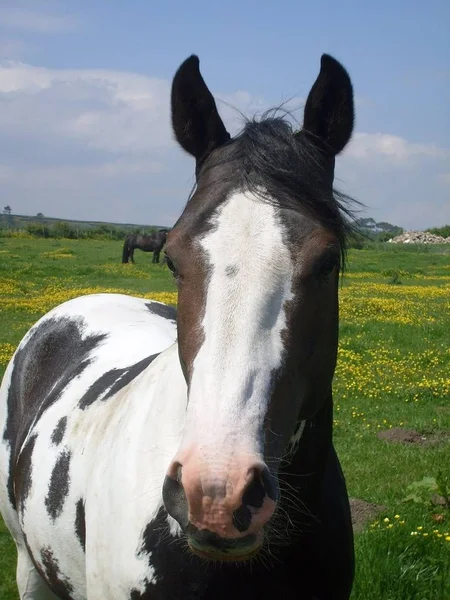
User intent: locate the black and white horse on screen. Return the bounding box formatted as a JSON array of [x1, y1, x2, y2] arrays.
[[0, 53, 357, 599]]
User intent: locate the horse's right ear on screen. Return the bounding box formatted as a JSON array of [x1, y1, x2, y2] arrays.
[[171, 55, 231, 170]]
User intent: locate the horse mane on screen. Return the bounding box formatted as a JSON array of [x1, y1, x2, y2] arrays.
[[190, 111, 362, 271]]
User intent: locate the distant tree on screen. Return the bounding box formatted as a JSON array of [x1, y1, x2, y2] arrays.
[[377, 231, 395, 243], [426, 225, 450, 239], [26, 223, 50, 238], [52, 221, 77, 239], [37, 212, 44, 219], [347, 230, 369, 250], [2, 205, 13, 229]]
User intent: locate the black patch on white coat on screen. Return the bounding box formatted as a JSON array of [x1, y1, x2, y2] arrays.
[[75, 498, 86, 552], [14, 433, 38, 517], [45, 448, 71, 521], [51, 416, 67, 446], [225, 264, 239, 277], [40, 546, 74, 600], [128, 506, 298, 599], [78, 353, 159, 410], [145, 301, 177, 322], [130, 506, 186, 599], [3, 316, 106, 509]]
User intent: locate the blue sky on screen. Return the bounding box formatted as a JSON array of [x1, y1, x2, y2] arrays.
[[0, 0, 449, 229]]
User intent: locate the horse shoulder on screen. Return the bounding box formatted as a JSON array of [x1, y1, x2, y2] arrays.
[[0, 293, 184, 598], [82, 345, 186, 597]]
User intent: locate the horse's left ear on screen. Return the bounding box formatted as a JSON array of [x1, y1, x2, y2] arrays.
[[171, 55, 231, 170], [299, 54, 354, 156]]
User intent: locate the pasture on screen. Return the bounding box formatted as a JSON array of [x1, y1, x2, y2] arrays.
[[0, 236, 449, 600]]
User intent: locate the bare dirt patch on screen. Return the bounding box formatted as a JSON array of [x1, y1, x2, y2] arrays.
[[377, 427, 450, 446], [349, 498, 386, 533]]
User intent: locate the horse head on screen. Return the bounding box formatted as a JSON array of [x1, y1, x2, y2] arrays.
[[163, 53, 355, 561]]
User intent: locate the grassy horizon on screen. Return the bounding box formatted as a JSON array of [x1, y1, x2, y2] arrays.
[[0, 237, 449, 599]]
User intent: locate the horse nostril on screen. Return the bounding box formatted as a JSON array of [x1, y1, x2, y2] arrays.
[[242, 469, 266, 509], [261, 467, 278, 502], [233, 468, 277, 533], [162, 464, 189, 530], [232, 504, 252, 532]]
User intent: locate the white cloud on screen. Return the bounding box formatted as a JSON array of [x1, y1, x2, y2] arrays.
[[345, 132, 449, 163], [0, 62, 173, 155], [336, 133, 450, 229], [0, 61, 448, 229], [0, 8, 79, 33]]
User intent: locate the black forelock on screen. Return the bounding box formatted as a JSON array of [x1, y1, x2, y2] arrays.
[[185, 111, 362, 271]]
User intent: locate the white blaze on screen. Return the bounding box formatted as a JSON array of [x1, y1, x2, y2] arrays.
[[185, 189, 294, 456]]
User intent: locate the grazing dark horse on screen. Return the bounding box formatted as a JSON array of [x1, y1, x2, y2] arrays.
[[122, 229, 168, 264], [0, 53, 357, 599]]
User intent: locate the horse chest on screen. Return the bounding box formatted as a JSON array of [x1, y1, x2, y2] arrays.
[[128, 543, 319, 600], [14, 406, 178, 600]]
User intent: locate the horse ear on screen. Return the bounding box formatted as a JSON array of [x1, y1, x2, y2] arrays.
[[171, 55, 231, 168], [299, 54, 354, 156]]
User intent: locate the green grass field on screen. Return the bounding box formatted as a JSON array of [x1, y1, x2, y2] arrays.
[[0, 236, 449, 599]]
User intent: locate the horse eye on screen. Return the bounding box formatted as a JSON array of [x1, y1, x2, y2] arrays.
[[315, 255, 339, 280]]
